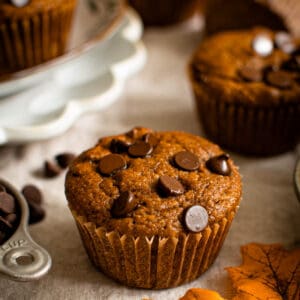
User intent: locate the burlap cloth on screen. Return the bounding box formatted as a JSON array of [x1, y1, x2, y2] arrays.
[[0, 18, 299, 300]]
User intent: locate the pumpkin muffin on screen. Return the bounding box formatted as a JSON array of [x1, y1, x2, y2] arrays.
[[128, 0, 200, 26], [205, 0, 300, 37], [0, 0, 77, 72], [65, 127, 242, 289], [189, 28, 300, 155]]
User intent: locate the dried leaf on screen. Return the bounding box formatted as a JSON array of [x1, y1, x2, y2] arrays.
[[179, 288, 226, 300], [227, 243, 300, 300]]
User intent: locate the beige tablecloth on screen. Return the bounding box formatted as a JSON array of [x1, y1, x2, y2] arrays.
[[0, 18, 299, 300]]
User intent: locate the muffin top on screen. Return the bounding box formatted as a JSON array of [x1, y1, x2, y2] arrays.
[[190, 28, 300, 106], [0, 0, 76, 19], [65, 128, 241, 237]]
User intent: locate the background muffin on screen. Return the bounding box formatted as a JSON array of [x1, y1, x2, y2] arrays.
[[127, 0, 201, 26], [205, 0, 300, 37], [65, 127, 242, 289], [0, 0, 77, 72], [189, 28, 300, 156]]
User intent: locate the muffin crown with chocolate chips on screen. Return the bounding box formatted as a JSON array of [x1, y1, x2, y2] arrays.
[[65, 127, 242, 237]]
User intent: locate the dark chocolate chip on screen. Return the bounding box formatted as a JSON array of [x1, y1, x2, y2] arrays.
[[0, 216, 12, 230], [252, 34, 274, 57], [143, 133, 159, 147], [265, 70, 294, 89], [28, 202, 45, 224], [174, 151, 200, 171], [22, 185, 43, 206], [98, 154, 127, 176], [0, 184, 6, 193], [5, 213, 17, 224], [158, 175, 184, 197], [183, 205, 209, 233], [0, 192, 16, 214], [128, 141, 153, 158], [110, 139, 131, 153], [206, 154, 231, 176], [44, 161, 61, 178], [111, 191, 137, 218], [55, 153, 76, 169], [239, 65, 263, 82]]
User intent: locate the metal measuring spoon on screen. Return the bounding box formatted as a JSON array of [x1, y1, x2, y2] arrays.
[[0, 178, 51, 281]]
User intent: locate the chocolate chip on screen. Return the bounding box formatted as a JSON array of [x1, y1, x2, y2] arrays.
[[111, 191, 137, 218], [128, 141, 153, 158], [55, 153, 76, 169], [44, 161, 61, 178], [110, 139, 131, 153], [174, 151, 200, 171], [183, 205, 209, 233], [265, 70, 294, 89], [252, 34, 274, 57], [5, 213, 17, 224], [27, 202, 45, 224], [0, 184, 6, 193], [274, 32, 296, 54], [22, 185, 43, 206], [143, 133, 159, 147], [0, 192, 16, 214], [0, 216, 12, 230], [239, 65, 263, 82], [98, 154, 127, 176], [206, 154, 231, 176], [158, 175, 184, 197]]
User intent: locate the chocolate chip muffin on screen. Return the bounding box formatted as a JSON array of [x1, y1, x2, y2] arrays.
[[189, 28, 300, 156], [0, 0, 77, 72], [65, 127, 242, 289], [205, 0, 300, 37], [128, 0, 200, 26]]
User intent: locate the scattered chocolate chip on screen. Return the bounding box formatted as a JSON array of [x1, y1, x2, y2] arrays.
[[128, 141, 153, 158], [27, 202, 45, 224], [110, 139, 131, 153], [274, 32, 296, 54], [98, 154, 127, 176], [0, 184, 6, 193], [44, 161, 62, 178], [111, 191, 137, 218], [158, 175, 184, 197], [143, 133, 159, 147], [22, 185, 43, 206], [206, 154, 231, 176], [0, 192, 16, 214], [265, 70, 294, 89], [239, 65, 263, 82], [55, 153, 76, 169], [5, 213, 17, 224], [183, 205, 209, 233], [174, 151, 200, 171], [252, 34, 274, 57]]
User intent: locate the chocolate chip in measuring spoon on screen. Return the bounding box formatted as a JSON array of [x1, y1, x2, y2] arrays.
[[55, 153, 76, 169], [265, 70, 294, 89], [252, 34, 274, 57], [110, 139, 132, 154], [128, 141, 153, 158], [0, 192, 16, 214], [183, 205, 209, 233], [174, 151, 200, 171], [111, 191, 137, 218], [206, 154, 231, 176], [98, 154, 127, 176], [158, 175, 184, 197]]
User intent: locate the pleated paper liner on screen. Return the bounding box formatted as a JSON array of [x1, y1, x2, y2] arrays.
[[128, 0, 200, 26], [0, 1, 76, 72], [72, 210, 235, 289], [189, 70, 300, 156]]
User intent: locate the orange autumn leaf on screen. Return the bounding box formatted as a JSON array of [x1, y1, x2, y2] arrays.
[[179, 288, 226, 300], [226, 243, 300, 300]]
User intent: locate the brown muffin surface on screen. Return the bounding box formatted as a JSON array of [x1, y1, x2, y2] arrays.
[[66, 127, 241, 238]]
